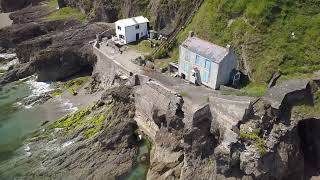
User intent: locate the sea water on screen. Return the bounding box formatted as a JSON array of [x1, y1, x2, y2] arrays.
[[0, 75, 76, 163]]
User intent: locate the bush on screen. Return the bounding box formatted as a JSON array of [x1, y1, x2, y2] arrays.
[[240, 128, 266, 156], [46, 7, 86, 22], [144, 54, 154, 62], [154, 48, 168, 59]]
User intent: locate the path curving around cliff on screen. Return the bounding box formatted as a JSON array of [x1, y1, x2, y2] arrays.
[[0, 13, 12, 28]]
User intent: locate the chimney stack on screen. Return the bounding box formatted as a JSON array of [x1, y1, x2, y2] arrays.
[[226, 44, 231, 50], [189, 31, 195, 38]]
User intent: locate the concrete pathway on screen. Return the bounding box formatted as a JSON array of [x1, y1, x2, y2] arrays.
[[0, 13, 12, 29], [99, 41, 144, 74], [94, 40, 253, 115]]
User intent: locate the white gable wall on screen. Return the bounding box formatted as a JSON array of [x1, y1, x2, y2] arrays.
[[115, 21, 126, 42], [216, 51, 237, 89], [115, 21, 148, 44], [125, 22, 148, 44]]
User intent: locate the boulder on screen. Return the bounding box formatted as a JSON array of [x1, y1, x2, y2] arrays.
[[0, 0, 43, 12]]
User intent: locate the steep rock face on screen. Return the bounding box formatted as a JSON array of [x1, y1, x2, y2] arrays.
[[0, 17, 112, 84], [129, 75, 320, 180], [0, 86, 139, 179], [58, 0, 203, 35], [0, 0, 43, 12]]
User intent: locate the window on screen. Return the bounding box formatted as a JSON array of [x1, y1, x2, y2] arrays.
[[141, 32, 143, 36], [135, 25, 140, 29], [185, 51, 190, 61], [184, 62, 189, 72], [204, 59, 211, 70], [195, 55, 201, 66], [203, 71, 209, 83], [117, 26, 121, 30], [119, 35, 124, 39]]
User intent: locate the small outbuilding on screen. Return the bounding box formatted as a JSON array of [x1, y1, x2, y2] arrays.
[[115, 16, 149, 45], [178, 33, 237, 90]]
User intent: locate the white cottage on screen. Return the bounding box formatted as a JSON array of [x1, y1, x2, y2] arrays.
[[178, 35, 237, 90], [115, 16, 149, 44]]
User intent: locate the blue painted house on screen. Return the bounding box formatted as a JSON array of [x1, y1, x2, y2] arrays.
[[178, 34, 237, 89]]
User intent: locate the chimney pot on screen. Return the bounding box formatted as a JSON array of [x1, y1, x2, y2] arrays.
[[189, 31, 195, 38]]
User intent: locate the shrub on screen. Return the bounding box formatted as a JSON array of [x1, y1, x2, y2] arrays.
[[46, 7, 86, 22], [154, 48, 168, 59]]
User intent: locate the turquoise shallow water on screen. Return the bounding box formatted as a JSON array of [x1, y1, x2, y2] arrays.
[[121, 139, 150, 180], [0, 78, 69, 163], [0, 81, 34, 161]]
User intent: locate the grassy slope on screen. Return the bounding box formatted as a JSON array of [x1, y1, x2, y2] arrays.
[[172, 0, 320, 84], [45, 0, 86, 22]]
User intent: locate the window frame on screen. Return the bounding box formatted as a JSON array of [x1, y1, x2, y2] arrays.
[[185, 51, 190, 62], [204, 59, 211, 70], [203, 70, 209, 83], [195, 55, 201, 66], [184, 62, 189, 73]]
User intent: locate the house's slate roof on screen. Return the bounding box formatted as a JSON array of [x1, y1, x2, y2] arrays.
[[181, 37, 229, 63], [115, 16, 149, 27]]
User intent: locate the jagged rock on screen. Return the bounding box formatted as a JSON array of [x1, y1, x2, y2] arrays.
[[0, 12, 112, 85], [0, 86, 138, 179], [0, 0, 43, 12], [0, 62, 35, 85], [264, 79, 312, 109], [58, 0, 203, 35]]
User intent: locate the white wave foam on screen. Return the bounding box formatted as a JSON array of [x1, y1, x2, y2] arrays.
[[64, 100, 78, 112], [62, 140, 74, 148], [26, 77, 53, 97], [0, 58, 18, 71], [23, 144, 32, 157], [0, 53, 16, 60], [24, 144, 31, 152], [24, 104, 34, 109], [54, 96, 78, 113]]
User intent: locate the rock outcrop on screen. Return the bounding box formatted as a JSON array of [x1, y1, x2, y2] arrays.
[[0, 3, 114, 85], [0, 86, 139, 179], [58, 0, 203, 35], [130, 76, 320, 180], [0, 0, 43, 12]]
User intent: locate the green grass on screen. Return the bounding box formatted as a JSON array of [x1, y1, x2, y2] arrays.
[[221, 82, 267, 97], [46, 7, 86, 22], [50, 89, 62, 97], [170, 0, 320, 85], [128, 40, 154, 54], [50, 108, 91, 130], [179, 91, 189, 97], [48, 105, 108, 138], [84, 128, 99, 138], [47, 0, 58, 9], [155, 61, 169, 69], [240, 128, 266, 156], [292, 90, 320, 119], [60, 76, 90, 96]]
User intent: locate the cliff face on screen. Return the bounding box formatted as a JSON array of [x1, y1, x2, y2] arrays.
[[0, 86, 140, 179], [58, 0, 203, 35], [90, 57, 317, 179], [0, 5, 114, 85], [0, 0, 43, 12]]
